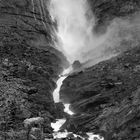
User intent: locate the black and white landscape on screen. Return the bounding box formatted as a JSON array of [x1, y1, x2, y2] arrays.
[[0, 0, 140, 140]]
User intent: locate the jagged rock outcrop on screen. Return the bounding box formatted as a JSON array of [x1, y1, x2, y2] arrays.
[[61, 46, 140, 140], [0, 0, 68, 139]]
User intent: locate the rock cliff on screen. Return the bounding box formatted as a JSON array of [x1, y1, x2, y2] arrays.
[[0, 0, 68, 138]]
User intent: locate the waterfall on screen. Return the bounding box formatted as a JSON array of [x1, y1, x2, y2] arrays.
[[49, 0, 118, 68], [52, 66, 74, 115], [49, 0, 104, 139], [52, 67, 72, 103], [49, 0, 95, 63], [51, 67, 74, 132]]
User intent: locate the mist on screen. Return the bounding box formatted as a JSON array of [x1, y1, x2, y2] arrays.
[[49, 0, 140, 67]]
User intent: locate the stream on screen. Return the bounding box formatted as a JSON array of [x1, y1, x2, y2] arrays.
[[51, 66, 104, 140]]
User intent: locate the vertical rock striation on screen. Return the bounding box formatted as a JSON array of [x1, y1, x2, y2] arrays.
[[0, 0, 68, 138]]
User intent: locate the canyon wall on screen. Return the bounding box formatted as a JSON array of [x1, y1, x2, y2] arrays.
[[0, 0, 68, 138]]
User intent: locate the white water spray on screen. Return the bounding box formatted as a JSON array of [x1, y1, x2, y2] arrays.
[[51, 67, 74, 132], [52, 67, 72, 103], [49, 0, 118, 65], [49, 1, 106, 138], [52, 67, 74, 115], [49, 0, 104, 136]]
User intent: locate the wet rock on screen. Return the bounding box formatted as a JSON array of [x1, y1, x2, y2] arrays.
[[72, 60, 82, 70], [55, 102, 68, 119], [60, 46, 140, 139]]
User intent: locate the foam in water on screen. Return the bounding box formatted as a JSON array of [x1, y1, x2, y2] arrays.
[[49, 0, 106, 138], [53, 67, 72, 103], [51, 119, 66, 132], [64, 104, 74, 115]]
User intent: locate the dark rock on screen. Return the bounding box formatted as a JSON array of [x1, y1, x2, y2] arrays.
[[60, 46, 140, 139], [0, 0, 69, 137], [27, 87, 38, 95], [72, 60, 82, 70], [67, 133, 75, 139], [55, 102, 68, 119]]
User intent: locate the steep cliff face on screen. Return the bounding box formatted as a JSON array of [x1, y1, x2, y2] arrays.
[[60, 0, 140, 139], [0, 0, 68, 137]]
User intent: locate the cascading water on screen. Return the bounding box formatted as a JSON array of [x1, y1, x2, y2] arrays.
[[51, 68, 104, 140], [49, 0, 117, 67], [49, 0, 104, 139], [52, 68, 72, 104], [51, 67, 74, 132], [52, 66, 74, 115]]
